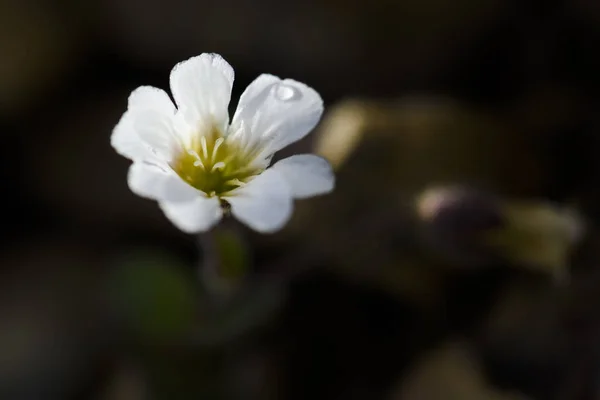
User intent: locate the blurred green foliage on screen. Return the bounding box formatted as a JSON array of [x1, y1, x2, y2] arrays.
[[109, 250, 197, 342]]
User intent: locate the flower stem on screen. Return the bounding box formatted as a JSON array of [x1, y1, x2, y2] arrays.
[[196, 221, 249, 304]]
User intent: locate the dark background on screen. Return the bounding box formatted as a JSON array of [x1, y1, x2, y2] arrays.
[[1, 0, 600, 399]]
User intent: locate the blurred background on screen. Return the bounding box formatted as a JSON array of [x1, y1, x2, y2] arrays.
[[1, 0, 600, 399]]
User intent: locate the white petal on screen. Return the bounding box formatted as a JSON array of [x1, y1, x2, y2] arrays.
[[111, 86, 177, 161], [128, 86, 176, 113], [169, 53, 234, 132], [127, 162, 199, 202], [111, 112, 154, 160], [270, 154, 335, 199], [223, 169, 293, 233], [133, 110, 180, 161], [230, 74, 323, 157], [159, 196, 223, 233]]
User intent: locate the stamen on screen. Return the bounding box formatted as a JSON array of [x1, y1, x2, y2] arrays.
[[211, 162, 226, 172], [225, 178, 245, 187], [212, 137, 224, 162], [193, 160, 205, 169], [200, 136, 209, 159], [187, 149, 201, 160]]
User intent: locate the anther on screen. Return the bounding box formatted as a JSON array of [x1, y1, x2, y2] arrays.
[[187, 149, 201, 160], [200, 136, 209, 159], [211, 162, 226, 172], [225, 178, 245, 187], [212, 137, 224, 162]]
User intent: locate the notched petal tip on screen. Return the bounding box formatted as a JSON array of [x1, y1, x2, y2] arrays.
[[111, 111, 152, 161], [231, 74, 324, 157], [281, 78, 324, 108], [168, 53, 235, 96], [159, 196, 223, 234], [204, 53, 235, 83], [128, 162, 200, 202], [271, 154, 335, 199], [169, 53, 235, 129], [170, 53, 234, 75], [111, 86, 178, 162], [127, 86, 176, 114]]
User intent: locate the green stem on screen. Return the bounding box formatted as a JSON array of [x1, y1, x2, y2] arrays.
[[197, 221, 249, 303]]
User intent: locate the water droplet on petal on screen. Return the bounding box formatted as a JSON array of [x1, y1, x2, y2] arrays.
[[273, 83, 301, 102]]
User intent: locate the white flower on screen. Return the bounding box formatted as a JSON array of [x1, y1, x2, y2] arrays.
[[111, 53, 335, 233]]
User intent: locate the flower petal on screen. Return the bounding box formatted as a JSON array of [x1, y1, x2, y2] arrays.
[[129, 86, 176, 114], [128, 162, 199, 202], [169, 53, 234, 132], [112, 112, 153, 160], [270, 154, 335, 199], [159, 196, 223, 233], [111, 86, 177, 161], [224, 169, 293, 233], [133, 110, 181, 162], [230, 74, 323, 157]]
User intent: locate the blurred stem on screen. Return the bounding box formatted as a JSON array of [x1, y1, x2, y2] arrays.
[[196, 221, 249, 304], [197, 230, 220, 299]]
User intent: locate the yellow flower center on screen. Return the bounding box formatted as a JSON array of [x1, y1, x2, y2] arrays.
[[172, 127, 263, 197]]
